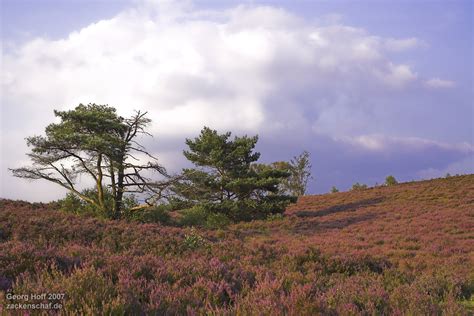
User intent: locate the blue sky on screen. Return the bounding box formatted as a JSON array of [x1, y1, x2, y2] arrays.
[[1, 0, 473, 201]]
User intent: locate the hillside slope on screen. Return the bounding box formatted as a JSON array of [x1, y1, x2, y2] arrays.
[[1, 175, 473, 315]]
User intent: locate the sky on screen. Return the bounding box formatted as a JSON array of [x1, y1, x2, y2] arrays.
[[1, 0, 473, 202]]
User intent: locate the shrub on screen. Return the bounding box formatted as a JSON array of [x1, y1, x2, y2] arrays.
[[351, 182, 368, 191], [125, 205, 171, 225], [385, 175, 398, 186], [182, 228, 208, 250], [57, 188, 138, 219], [205, 212, 232, 229], [267, 213, 285, 221], [179, 206, 210, 227], [330, 186, 339, 193], [179, 206, 231, 229], [58, 192, 84, 215]]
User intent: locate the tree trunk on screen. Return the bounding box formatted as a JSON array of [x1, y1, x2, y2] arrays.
[[110, 162, 117, 215], [96, 154, 105, 212], [114, 154, 125, 219]]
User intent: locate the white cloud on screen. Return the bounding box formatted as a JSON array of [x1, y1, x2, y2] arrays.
[[424, 77, 456, 88], [2, 2, 427, 138], [375, 62, 418, 88], [339, 134, 474, 153], [384, 37, 420, 51]]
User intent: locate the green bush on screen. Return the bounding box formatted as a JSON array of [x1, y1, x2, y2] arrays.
[[200, 196, 295, 222], [179, 206, 209, 227], [179, 206, 231, 229], [182, 228, 208, 250], [266, 213, 284, 221], [330, 186, 339, 193], [176, 190, 294, 223], [166, 197, 194, 211], [59, 192, 84, 215], [57, 188, 138, 219], [351, 182, 368, 191], [385, 175, 398, 186], [205, 212, 232, 229], [126, 205, 171, 224]]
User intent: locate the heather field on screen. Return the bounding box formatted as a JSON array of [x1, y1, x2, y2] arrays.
[[1, 175, 473, 315]]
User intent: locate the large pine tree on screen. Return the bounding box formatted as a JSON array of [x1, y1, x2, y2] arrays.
[[10, 104, 167, 218]]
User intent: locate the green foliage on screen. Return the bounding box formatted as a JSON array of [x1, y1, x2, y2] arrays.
[[330, 186, 339, 193], [179, 205, 231, 229], [47, 104, 127, 155], [173, 127, 296, 222], [385, 175, 398, 186], [351, 182, 368, 191], [179, 206, 210, 227], [126, 205, 172, 224], [166, 197, 194, 211], [182, 228, 208, 250], [58, 188, 138, 219], [249, 161, 292, 195], [286, 150, 313, 196], [205, 212, 232, 229], [59, 192, 84, 214], [252, 151, 313, 196], [266, 213, 285, 221]]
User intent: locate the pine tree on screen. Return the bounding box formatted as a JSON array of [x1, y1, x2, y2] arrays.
[[10, 104, 167, 218], [173, 127, 296, 221]]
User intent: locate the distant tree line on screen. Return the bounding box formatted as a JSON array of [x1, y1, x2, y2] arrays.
[[329, 175, 399, 193], [11, 104, 313, 225]]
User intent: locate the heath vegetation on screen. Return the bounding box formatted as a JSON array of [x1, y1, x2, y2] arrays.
[[1, 175, 473, 314]]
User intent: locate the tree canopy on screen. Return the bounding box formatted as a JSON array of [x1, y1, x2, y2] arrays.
[[252, 150, 313, 197], [287, 150, 313, 196]]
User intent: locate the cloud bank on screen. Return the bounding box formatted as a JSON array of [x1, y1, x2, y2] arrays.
[[1, 0, 472, 200], [424, 78, 456, 89]]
